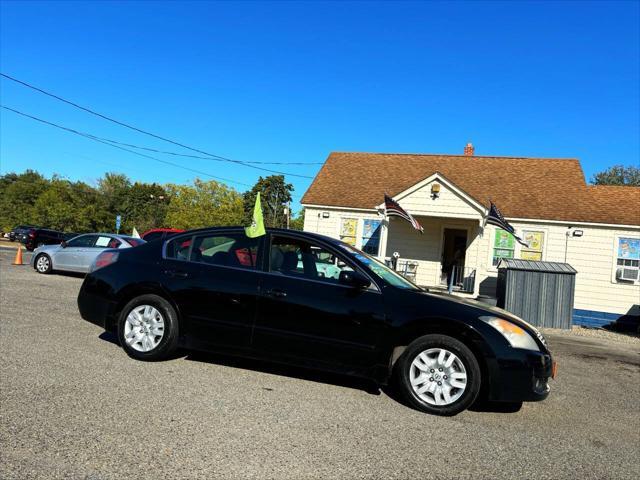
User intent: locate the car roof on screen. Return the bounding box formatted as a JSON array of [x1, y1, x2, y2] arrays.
[[70, 232, 138, 239], [169, 226, 342, 246], [142, 228, 183, 234]]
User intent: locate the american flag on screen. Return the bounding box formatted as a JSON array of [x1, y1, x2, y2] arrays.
[[483, 201, 528, 247], [384, 194, 424, 233]]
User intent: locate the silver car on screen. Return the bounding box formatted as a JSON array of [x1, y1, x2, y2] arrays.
[[31, 233, 145, 274]]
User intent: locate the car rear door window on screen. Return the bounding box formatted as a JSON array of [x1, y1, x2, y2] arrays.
[[95, 236, 119, 248], [270, 236, 354, 284], [190, 233, 260, 269], [166, 236, 193, 261]]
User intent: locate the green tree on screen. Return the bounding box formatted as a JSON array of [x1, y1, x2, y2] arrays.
[[243, 175, 293, 228], [33, 178, 80, 231], [164, 179, 243, 229], [591, 165, 640, 186], [0, 170, 50, 231], [73, 181, 112, 232], [97, 173, 132, 224], [122, 182, 169, 234], [290, 208, 305, 231]]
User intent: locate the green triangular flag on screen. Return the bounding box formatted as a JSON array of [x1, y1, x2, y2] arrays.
[[245, 192, 266, 238]]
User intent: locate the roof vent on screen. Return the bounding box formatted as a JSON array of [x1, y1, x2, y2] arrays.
[[464, 142, 474, 156]]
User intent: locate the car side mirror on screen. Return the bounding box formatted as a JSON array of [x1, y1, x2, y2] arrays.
[[339, 270, 371, 289], [61, 241, 67, 248]]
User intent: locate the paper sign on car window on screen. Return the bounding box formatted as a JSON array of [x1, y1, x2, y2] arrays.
[[95, 237, 111, 247]]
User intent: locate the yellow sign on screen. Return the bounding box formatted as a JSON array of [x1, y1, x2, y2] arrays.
[[523, 231, 544, 251], [521, 250, 542, 261], [340, 218, 358, 246]]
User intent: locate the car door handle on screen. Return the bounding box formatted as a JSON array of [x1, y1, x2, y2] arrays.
[[164, 269, 189, 278], [265, 288, 287, 298]]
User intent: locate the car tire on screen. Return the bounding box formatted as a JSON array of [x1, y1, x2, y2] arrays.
[[394, 334, 481, 416], [117, 294, 179, 361], [34, 254, 52, 274]]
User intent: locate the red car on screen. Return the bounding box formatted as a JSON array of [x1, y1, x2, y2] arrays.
[[140, 228, 184, 242]]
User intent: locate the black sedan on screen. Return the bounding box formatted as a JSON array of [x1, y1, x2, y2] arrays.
[[78, 227, 555, 415]]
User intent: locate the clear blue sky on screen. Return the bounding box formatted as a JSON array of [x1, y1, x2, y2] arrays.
[[1, 0, 638, 212]]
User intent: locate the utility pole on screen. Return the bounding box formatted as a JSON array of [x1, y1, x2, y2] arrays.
[[285, 201, 290, 229]]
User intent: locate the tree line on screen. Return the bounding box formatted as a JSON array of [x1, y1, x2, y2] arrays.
[[0, 170, 304, 234], [2, 164, 635, 235]]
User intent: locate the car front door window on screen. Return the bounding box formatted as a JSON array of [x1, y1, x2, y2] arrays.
[[67, 235, 97, 248], [270, 238, 354, 284]]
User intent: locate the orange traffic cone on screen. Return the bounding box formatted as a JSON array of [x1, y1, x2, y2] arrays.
[[12, 244, 24, 265]]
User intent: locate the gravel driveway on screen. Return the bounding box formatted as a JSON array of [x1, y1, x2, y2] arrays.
[[1, 249, 639, 479]]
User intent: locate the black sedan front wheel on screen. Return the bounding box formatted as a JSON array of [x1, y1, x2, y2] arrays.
[[395, 334, 481, 416], [118, 294, 179, 361]]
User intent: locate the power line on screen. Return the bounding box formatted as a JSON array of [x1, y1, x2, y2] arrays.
[[1, 105, 251, 188], [0, 72, 319, 176], [1, 104, 304, 200], [95, 136, 323, 166], [64, 129, 322, 168]]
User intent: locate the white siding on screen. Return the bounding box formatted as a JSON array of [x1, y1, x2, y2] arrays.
[[398, 178, 481, 219], [303, 207, 640, 316], [385, 216, 481, 289], [303, 207, 381, 250], [477, 222, 640, 315]]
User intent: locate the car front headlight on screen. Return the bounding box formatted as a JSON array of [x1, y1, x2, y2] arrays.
[[480, 316, 540, 351]]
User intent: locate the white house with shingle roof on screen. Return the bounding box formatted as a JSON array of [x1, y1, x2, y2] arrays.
[[301, 144, 640, 327]]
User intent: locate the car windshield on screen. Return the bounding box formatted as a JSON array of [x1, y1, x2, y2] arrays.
[[338, 243, 421, 290]]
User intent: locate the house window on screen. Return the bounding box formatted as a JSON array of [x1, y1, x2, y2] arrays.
[[520, 230, 544, 261], [492, 229, 515, 266], [339, 218, 358, 247], [615, 237, 640, 283], [361, 219, 382, 256]]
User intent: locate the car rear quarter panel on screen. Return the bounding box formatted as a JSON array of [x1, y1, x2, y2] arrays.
[[80, 244, 175, 332]]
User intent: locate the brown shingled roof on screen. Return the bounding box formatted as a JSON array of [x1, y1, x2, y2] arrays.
[[588, 185, 640, 226], [301, 152, 640, 226]]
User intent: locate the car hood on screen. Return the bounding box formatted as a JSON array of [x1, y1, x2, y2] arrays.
[[413, 289, 548, 346], [34, 244, 63, 254]]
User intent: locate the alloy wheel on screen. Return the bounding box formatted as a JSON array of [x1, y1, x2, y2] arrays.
[[36, 256, 50, 273], [409, 348, 468, 406], [123, 305, 165, 352]]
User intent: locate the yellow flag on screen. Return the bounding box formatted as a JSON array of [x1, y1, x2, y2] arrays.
[[245, 192, 266, 238]]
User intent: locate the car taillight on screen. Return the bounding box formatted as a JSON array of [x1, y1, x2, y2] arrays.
[[91, 251, 119, 272]]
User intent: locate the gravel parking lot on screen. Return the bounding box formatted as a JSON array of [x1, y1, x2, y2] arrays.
[[1, 247, 639, 479]]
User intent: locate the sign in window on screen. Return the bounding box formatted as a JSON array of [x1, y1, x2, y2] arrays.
[[616, 237, 640, 283], [520, 231, 544, 261], [492, 229, 515, 266], [361, 219, 381, 255], [340, 218, 358, 247]]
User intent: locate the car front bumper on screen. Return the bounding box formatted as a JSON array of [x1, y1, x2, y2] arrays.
[[489, 349, 555, 403]]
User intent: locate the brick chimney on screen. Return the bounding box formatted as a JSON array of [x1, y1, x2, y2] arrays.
[[463, 142, 474, 156]]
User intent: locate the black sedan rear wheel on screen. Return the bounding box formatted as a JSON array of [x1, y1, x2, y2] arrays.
[[395, 334, 481, 416], [118, 294, 179, 361]]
